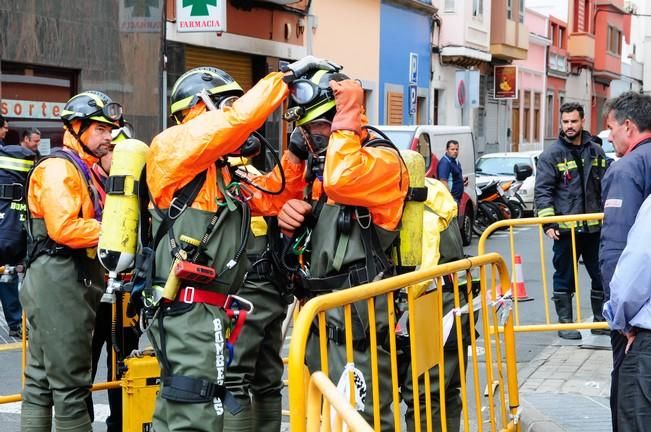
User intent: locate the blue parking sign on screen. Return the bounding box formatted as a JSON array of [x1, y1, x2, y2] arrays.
[[409, 84, 417, 116]]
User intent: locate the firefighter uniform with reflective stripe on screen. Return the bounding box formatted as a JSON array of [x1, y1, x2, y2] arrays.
[[146, 71, 306, 432], [534, 130, 607, 336]]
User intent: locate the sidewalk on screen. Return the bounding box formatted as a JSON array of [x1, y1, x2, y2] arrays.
[[518, 329, 613, 432]]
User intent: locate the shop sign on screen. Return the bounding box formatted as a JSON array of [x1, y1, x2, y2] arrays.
[[494, 66, 518, 99], [0, 99, 65, 120], [120, 0, 163, 33], [176, 0, 226, 33]]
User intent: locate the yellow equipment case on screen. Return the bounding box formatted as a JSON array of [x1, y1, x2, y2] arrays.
[[122, 353, 160, 431]]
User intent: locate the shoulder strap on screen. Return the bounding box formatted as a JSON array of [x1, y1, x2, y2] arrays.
[[150, 169, 208, 252]]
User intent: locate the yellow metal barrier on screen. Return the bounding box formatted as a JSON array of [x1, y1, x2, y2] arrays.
[[289, 253, 521, 432], [307, 371, 375, 432], [477, 213, 608, 333]]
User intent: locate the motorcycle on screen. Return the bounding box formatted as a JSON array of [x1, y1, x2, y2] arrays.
[[473, 180, 512, 236], [500, 179, 526, 219], [473, 163, 533, 236]]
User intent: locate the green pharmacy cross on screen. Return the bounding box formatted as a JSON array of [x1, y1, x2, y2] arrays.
[[182, 0, 218, 16]]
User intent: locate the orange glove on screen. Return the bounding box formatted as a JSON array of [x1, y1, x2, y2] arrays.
[[330, 79, 363, 136]]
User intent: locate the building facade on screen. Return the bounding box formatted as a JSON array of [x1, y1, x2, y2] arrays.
[[0, 1, 164, 148], [379, 0, 436, 125], [311, 0, 381, 123], [513, 9, 549, 152], [489, 0, 528, 153], [431, 0, 492, 155]]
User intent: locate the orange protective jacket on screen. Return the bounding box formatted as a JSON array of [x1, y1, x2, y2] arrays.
[[321, 129, 409, 231], [147, 72, 306, 215], [27, 132, 103, 249]]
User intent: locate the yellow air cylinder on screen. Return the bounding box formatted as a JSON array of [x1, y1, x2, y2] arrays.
[[98, 139, 149, 276], [393, 149, 425, 273]]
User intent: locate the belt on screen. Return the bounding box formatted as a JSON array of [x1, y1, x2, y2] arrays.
[[301, 266, 372, 294], [310, 323, 388, 352], [164, 287, 228, 307]]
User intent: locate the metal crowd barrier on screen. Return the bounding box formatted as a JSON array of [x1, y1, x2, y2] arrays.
[[288, 253, 521, 432], [477, 213, 608, 334]]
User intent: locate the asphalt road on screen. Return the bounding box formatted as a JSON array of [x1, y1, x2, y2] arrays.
[[0, 222, 599, 429]]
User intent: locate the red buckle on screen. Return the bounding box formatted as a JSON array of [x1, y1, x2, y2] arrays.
[[177, 287, 227, 307]]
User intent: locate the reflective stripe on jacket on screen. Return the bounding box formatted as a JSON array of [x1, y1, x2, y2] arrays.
[[534, 130, 606, 232]]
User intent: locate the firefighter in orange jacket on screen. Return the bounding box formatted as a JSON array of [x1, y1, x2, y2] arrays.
[[277, 68, 409, 430], [20, 91, 124, 432], [145, 58, 334, 432]]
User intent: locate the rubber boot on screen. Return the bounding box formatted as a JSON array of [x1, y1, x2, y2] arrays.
[[20, 402, 52, 432], [252, 396, 283, 432], [223, 397, 253, 432], [54, 414, 93, 432], [553, 293, 581, 340], [590, 289, 610, 335]]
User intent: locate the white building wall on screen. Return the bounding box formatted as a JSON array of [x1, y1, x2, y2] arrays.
[[565, 68, 592, 130]]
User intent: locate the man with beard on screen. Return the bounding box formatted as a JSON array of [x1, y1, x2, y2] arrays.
[[534, 102, 607, 340]]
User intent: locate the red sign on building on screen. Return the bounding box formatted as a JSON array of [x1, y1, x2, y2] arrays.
[[494, 66, 518, 99]]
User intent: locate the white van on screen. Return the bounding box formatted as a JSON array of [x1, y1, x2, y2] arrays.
[[374, 125, 477, 245]]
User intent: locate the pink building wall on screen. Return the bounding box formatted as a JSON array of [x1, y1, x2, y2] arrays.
[[514, 9, 548, 149]]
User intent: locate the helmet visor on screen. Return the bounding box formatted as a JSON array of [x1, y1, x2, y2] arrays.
[[111, 122, 134, 141], [90, 102, 124, 124], [290, 79, 322, 106], [218, 95, 239, 110]]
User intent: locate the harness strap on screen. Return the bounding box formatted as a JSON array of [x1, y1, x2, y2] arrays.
[[299, 266, 372, 294], [310, 323, 388, 352], [164, 287, 227, 307], [160, 375, 242, 414], [0, 183, 24, 201]]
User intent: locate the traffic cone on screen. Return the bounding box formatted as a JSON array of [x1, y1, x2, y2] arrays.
[[510, 255, 533, 301]]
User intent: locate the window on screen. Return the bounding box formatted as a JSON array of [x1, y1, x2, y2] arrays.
[[558, 27, 565, 48], [551, 23, 558, 47], [607, 26, 622, 55], [444, 0, 455, 12], [524, 91, 531, 142], [472, 0, 483, 18], [534, 92, 541, 141], [433, 89, 440, 125], [583, 0, 590, 33], [545, 93, 554, 138], [507, 0, 512, 20], [519, 0, 525, 24]]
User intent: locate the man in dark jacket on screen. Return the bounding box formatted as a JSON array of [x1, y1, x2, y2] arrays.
[[599, 91, 651, 432], [534, 102, 607, 340]]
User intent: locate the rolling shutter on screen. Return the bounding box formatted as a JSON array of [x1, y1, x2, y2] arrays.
[[387, 91, 404, 125], [185, 46, 253, 91]]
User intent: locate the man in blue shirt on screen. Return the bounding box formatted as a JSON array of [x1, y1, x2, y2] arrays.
[[599, 91, 651, 431], [437, 139, 467, 203], [603, 194, 651, 432]]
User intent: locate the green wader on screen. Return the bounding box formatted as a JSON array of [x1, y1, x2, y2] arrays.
[[20, 219, 104, 432], [147, 205, 248, 432], [399, 219, 472, 432], [223, 232, 287, 432], [302, 204, 397, 431]]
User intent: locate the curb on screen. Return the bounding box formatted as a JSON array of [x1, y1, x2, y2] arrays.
[[519, 395, 565, 432]]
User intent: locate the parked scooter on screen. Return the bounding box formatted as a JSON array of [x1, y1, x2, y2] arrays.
[[473, 163, 533, 236]]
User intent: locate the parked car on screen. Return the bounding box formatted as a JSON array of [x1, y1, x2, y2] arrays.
[[475, 151, 540, 213], [374, 125, 477, 245], [597, 129, 618, 162]]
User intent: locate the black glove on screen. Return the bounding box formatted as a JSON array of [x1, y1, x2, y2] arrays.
[[288, 128, 309, 160], [281, 55, 341, 83]]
